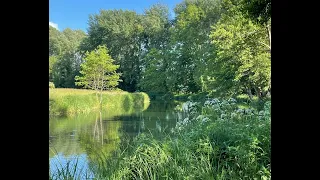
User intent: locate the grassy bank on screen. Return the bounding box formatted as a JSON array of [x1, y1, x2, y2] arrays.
[[49, 88, 150, 117], [50, 97, 271, 180]]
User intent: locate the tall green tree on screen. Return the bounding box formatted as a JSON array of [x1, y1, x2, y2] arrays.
[[209, 0, 271, 98], [52, 52, 83, 87], [80, 5, 172, 92], [141, 4, 171, 50], [75, 45, 121, 104], [166, 0, 223, 93], [49, 56, 57, 81], [49, 27, 86, 87], [49, 26, 67, 56], [138, 48, 167, 93], [138, 4, 171, 94], [80, 10, 143, 92], [239, 0, 271, 54]]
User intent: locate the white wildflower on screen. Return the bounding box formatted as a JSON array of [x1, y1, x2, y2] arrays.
[[236, 109, 244, 114], [202, 117, 210, 123], [183, 117, 189, 125], [259, 111, 264, 116], [196, 115, 205, 121], [228, 98, 237, 103]]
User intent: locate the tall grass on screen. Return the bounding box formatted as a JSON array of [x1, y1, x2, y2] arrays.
[[49, 88, 150, 117], [77, 98, 270, 179], [49, 147, 94, 180]]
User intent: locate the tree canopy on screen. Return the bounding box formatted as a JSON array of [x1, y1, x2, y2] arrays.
[[75, 45, 121, 91], [49, 0, 271, 99], [49, 26, 86, 87]]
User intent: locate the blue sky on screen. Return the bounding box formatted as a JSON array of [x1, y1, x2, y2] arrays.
[[49, 0, 183, 33]]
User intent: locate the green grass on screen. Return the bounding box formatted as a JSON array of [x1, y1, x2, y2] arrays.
[[49, 88, 150, 117], [50, 97, 270, 179], [98, 98, 271, 179], [49, 154, 94, 180]]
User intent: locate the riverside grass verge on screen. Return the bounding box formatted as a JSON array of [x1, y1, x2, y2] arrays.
[[50, 97, 271, 180], [49, 88, 150, 117]]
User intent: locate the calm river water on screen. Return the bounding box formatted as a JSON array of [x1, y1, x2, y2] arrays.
[[49, 100, 185, 178]]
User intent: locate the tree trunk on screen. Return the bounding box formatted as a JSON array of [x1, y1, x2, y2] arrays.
[[247, 88, 253, 100], [95, 91, 98, 101], [99, 88, 102, 107], [254, 86, 262, 99], [99, 69, 105, 108], [99, 78, 103, 108], [266, 23, 271, 53], [99, 111, 103, 145], [267, 87, 271, 97]]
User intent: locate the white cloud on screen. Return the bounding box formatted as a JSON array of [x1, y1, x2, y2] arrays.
[[49, 22, 59, 30]]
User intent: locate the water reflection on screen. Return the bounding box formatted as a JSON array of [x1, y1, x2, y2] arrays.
[[49, 100, 184, 177]]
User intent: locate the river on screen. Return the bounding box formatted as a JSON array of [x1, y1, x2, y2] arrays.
[[49, 100, 185, 178]]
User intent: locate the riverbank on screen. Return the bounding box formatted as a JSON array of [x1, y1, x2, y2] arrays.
[[98, 98, 271, 179], [50, 97, 271, 180], [49, 88, 150, 117]]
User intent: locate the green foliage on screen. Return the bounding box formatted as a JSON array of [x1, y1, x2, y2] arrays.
[[209, 0, 271, 98], [49, 56, 58, 81], [75, 45, 121, 92], [80, 9, 144, 92], [49, 26, 65, 56], [142, 3, 170, 42], [49, 26, 86, 57], [166, 0, 223, 93], [138, 48, 167, 93], [52, 52, 83, 88], [50, 0, 271, 98], [49, 26, 86, 88], [240, 0, 271, 24]]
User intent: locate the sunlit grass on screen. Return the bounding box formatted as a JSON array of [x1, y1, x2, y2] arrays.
[[49, 88, 127, 97], [49, 88, 150, 117]]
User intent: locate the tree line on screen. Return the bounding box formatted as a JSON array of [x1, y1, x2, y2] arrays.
[[49, 0, 271, 99]]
